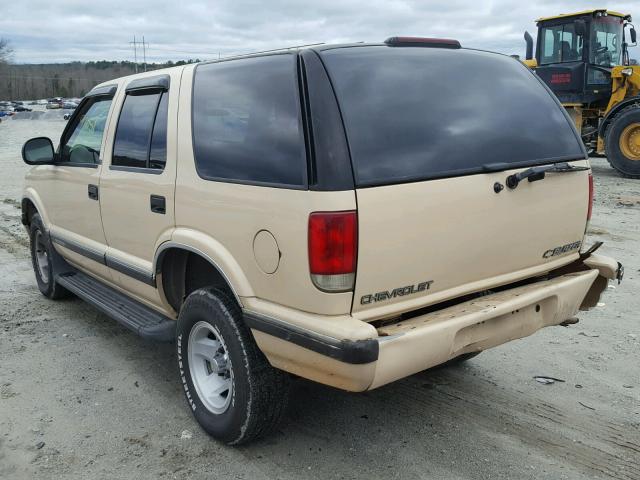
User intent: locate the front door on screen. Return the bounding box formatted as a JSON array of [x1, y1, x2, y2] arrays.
[[98, 73, 178, 308], [46, 93, 115, 281]]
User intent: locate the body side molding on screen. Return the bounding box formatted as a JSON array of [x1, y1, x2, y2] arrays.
[[243, 310, 379, 364]]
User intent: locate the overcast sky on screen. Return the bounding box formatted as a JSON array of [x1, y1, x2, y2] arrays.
[[1, 0, 639, 63]]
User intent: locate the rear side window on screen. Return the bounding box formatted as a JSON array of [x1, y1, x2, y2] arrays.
[[149, 93, 169, 169], [321, 46, 585, 187], [112, 90, 168, 170], [192, 54, 306, 187]]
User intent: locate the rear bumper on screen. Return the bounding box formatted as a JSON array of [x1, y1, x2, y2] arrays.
[[247, 256, 620, 392]]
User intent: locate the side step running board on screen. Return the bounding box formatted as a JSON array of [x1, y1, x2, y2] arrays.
[[56, 271, 176, 342]]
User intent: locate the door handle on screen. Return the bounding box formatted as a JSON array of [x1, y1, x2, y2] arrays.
[[88, 184, 99, 200], [150, 195, 166, 214]]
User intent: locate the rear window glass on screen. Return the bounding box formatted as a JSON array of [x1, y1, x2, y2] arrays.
[[192, 54, 306, 187], [321, 46, 585, 187]]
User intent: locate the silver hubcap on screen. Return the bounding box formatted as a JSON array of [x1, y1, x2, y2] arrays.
[[188, 321, 233, 414], [34, 231, 49, 284]]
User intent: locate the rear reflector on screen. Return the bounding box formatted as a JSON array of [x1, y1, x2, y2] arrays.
[[308, 211, 357, 292], [384, 37, 461, 49], [587, 173, 594, 221]]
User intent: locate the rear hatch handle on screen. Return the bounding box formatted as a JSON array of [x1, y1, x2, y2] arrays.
[[506, 162, 589, 189]]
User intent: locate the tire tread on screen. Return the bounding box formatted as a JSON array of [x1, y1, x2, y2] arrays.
[[179, 287, 289, 445], [604, 103, 640, 179]]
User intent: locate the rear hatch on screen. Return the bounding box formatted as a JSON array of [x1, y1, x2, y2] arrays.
[[320, 44, 590, 319]]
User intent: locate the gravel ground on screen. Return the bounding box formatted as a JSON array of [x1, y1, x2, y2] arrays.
[[0, 115, 639, 480]]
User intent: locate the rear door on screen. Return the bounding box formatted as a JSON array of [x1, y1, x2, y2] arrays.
[[319, 45, 590, 318], [99, 72, 179, 307]]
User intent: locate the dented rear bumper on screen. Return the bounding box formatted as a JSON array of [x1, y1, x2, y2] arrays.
[[247, 253, 621, 392]]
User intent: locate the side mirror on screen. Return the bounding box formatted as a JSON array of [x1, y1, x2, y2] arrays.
[[631, 27, 637, 44], [22, 137, 55, 165], [575, 19, 587, 36]]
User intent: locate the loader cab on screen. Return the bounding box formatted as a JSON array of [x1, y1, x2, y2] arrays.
[[529, 10, 632, 106]]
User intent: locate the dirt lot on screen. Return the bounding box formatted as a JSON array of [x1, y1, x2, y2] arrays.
[[0, 115, 639, 480]]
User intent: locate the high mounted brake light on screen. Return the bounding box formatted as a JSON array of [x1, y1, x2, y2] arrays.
[[384, 37, 461, 49], [308, 211, 357, 292]]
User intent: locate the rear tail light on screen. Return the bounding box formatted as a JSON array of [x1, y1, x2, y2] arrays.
[[308, 211, 357, 292], [587, 173, 594, 221]]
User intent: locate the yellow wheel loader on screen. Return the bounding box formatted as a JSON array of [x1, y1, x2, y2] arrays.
[[524, 9, 640, 178]]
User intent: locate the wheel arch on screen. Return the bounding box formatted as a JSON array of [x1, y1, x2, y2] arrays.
[[21, 189, 50, 228], [599, 96, 640, 138], [154, 240, 253, 313]]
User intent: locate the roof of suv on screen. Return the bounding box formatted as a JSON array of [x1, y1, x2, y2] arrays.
[[89, 38, 494, 95]]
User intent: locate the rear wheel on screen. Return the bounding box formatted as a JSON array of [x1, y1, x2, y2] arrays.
[[176, 287, 290, 445], [605, 105, 640, 179]]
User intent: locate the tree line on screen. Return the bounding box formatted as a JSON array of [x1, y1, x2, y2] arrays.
[[0, 39, 200, 100]]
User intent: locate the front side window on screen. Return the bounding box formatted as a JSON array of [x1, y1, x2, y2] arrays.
[[112, 90, 168, 170], [192, 54, 306, 187], [540, 23, 584, 64], [60, 97, 112, 164], [590, 17, 623, 66]]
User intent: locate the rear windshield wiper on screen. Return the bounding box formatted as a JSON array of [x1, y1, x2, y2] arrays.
[[506, 162, 589, 189]]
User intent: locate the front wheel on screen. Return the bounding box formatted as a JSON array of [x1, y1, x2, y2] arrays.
[[29, 213, 70, 299], [605, 105, 640, 179], [176, 288, 290, 445]]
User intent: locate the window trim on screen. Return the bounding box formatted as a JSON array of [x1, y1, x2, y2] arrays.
[[109, 164, 163, 174], [538, 23, 585, 66], [125, 74, 170, 93], [110, 87, 168, 173], [56, 93, 115, 167], [190, 52, 309, 190]]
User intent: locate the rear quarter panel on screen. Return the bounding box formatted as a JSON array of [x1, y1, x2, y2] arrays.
[[173, 65, 356, 316]]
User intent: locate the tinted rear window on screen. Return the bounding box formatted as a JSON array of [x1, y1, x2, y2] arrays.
[[321, 46, 585, 187]]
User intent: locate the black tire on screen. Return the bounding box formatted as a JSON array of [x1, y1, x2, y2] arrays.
[[176, 287, 290, 445], [29, 213, 70, 299], [605, 104, 640, 179]]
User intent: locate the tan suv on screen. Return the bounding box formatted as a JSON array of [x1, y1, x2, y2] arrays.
[[21, 38, 623, 444]]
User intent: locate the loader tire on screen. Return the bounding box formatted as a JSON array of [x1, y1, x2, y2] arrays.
[[605, 104, 640, 179]]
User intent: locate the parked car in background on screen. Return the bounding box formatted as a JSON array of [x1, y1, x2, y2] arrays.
[[62, 101, 78, 110], [46, 102, 61, 110], [13, 105, 33, 112]]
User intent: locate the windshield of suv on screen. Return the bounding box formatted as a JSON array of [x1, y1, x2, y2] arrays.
[[540, 22, 584, 64], [590, 17, 624, 66], [320, 46, 584, 187]]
